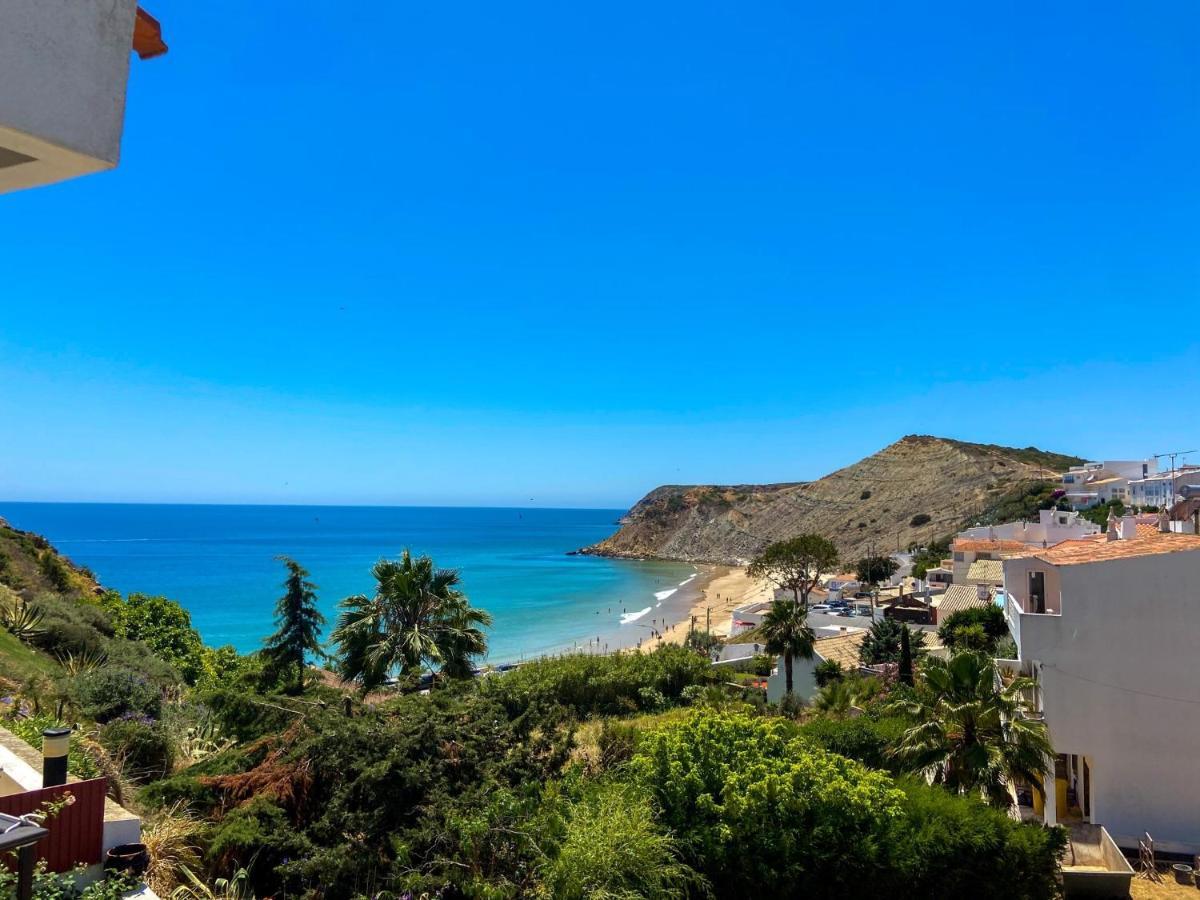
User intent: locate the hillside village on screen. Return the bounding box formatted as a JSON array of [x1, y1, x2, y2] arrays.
[[708, 454, 1200, 894]]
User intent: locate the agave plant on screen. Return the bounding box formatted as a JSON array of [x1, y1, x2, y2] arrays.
[[176, 721, 236, 766], [0, 591, 44, 640], [57, 648, 108, 677]]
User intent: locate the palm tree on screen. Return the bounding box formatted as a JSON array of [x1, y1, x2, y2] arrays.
[[811, 675, 884, 716], [887, 651, 1053, 807], [760, 599, 815, 697], [330, 550, 492, 690]]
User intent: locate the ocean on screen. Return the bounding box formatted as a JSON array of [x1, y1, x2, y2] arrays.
[[0, 503, 699, 665]]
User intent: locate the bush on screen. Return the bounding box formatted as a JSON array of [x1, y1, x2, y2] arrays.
[[70, 667, 161, 723], [484, 645, 716, 718], [938, 604, 1009, 652], [750, 653, 774, 676], [101, 593, 205, 684], [910, 513, 932, 527], [813, 658, 843, 687], [797, 713, 908, 772], [98, 716, 174, 781], [540, 783, 698, 898], [631, 710, 903, 896], [884, 778, 1066, 899]]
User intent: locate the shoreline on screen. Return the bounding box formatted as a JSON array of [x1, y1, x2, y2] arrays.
[[643, 565, 773, 649], [492, 564, 772, 665]]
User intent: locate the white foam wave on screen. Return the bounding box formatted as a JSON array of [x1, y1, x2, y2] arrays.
[[654, 588, 678, 602], [620, 606, 652, 624], [678, 574, 697, 586]]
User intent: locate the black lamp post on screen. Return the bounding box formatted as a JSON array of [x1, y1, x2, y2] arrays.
[[0, 814, 49, 900]]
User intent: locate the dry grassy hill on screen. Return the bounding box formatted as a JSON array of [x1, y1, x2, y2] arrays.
[[581, 435, 1083, 564]]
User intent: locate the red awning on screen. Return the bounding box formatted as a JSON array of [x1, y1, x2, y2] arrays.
[[133, 7, 168, 59]]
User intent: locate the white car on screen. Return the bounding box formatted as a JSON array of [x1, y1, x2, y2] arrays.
[[809, 604, 832, 613]]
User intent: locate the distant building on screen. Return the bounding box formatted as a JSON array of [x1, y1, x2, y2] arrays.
[[1128, 466, 1200, 510], [765, 628, 867, 703], [928, 582, 994, 626], [1, 0, 165, 194], [1001, 518, 1200, 852], [949, 538, 1028, 582], [959, 508, 1101, 549], [1060, 461, 1153, 509]]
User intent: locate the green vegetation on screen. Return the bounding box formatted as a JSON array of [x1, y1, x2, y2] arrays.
[[974, 481, 1068, 526], [758, 599, 815, 696], [331, 549, 492, 690], [747, 534, 839, 608], [0, 525, 1067, 899], [909, 535, 951, 579], [860, 618, 927, 665], [888, 651, 1052, 807], [938, 604, 1010, 653], [262, 556, 324, 693], [855, 553, 900, 586]]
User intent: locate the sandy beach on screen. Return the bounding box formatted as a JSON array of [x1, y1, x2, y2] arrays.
[[639, 565, 773, 649]]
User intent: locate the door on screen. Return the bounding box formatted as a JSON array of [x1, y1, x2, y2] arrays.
[[1083, 758, 1091, 819], [1029, 571, 1046, 614]]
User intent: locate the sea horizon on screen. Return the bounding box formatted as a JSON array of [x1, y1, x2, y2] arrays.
[[0, 501, 700, 666]]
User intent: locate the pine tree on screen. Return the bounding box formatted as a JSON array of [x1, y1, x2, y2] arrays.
[[264, 556, 325, 693]]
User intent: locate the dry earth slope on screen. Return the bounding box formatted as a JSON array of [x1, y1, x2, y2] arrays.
[[581, 435, 1083, 565]]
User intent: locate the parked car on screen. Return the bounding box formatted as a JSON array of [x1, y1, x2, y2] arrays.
[[809, 604, 832, 613]]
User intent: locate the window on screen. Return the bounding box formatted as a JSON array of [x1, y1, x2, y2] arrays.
[[953, 552, 964, 561]]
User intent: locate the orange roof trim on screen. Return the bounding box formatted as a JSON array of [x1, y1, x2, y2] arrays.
[[133, 7, 168, 60]]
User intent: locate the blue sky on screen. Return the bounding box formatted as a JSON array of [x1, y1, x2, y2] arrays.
[[2, 1, 1197, 507]]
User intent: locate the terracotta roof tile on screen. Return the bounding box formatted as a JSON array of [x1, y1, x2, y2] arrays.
[[931, 583, 993, 618], [813, 630, 869, 669], [966, 559, 1004, 583], [1029, 531, 1200, 566]]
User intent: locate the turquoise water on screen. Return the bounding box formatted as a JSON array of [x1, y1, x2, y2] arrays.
[[0, 503, 696, 664]]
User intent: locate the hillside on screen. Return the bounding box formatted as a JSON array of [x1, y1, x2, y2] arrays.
[[581, 436, 1084, 564]]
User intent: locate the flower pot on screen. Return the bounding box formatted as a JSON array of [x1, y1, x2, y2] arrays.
[[104, 842, 149, 876], [1173, 863, 1194, 885]]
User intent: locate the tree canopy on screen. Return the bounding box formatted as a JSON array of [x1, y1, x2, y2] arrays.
[[855, 554, 900, 587], [860, 618, 927, 666], [747, 534, 839, 608], [759, 599, 815, 696], [331, 550, 492, 690], [262, 556, 324, 693], [887, 651, 1052, 807]]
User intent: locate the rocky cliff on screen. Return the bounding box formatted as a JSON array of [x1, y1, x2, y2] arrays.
[[581, 436, 1083, 564]]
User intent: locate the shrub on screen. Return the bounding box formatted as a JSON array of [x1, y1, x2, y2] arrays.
[[98, 716, 175, 781], [910, 513, 932, 527], [797, 713, 908, 772], [813, 658, 843, 687], [884, 778, 1066, 899], [102, 593, 205, 684], [541, 783, 698, 898], [631, 710, 903, 896], [750, 653, 774, 676], [938, 604, 1009, 652], [484, 645, 716, 718], [70, 666, 161, 723]]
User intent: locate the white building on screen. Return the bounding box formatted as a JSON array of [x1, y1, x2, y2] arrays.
[[1, 0, 165, 194], [1060, 460, 1153, 509], [1001, 518, 1200, 852], [959, 508, 1101, 548], [765, 628, 867, 703], [1128, 466, 1200, 510]]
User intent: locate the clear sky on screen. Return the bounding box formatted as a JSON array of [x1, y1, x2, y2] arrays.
[[2, 1, 1197, 508]]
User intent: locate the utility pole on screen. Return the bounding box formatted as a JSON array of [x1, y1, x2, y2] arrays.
[[1155, 449, 1196, 513]]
